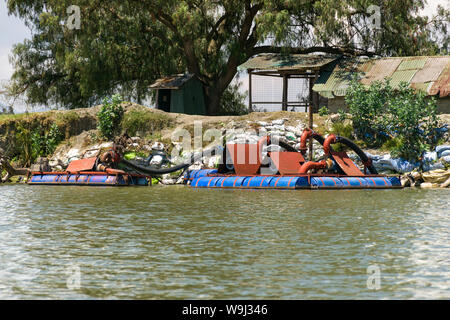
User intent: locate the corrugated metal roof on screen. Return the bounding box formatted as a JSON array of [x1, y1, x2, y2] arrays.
[[238, 53, 340, 72], [360, 58, 402, 85], [411, 57, 449, 83], [313, 56, 450, 98], [149, 74, 194, 89], [429, 64, 450, 97]]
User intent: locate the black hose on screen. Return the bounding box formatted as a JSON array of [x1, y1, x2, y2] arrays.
[[121, 145, 221, 175], [335, 136, 378, 174], [278, 139, 298, 152]]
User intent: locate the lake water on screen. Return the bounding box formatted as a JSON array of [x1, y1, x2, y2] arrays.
[[0, 184, 449, 299]]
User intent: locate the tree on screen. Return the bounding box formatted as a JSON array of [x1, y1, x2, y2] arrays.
[[6, 0, 449, 114]]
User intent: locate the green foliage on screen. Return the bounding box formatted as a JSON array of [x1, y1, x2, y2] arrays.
[[345, 79, 441, 162], [14, 122, 33, 166], [219, 82, 248, 116], [6, 0, 448, 114], [122, 110, 173, 136], [14, 122, 63, 166], [330, 121, 354, 140], [318, 106, 329, 116], [97, 95, 124, 139], [327, 121, 354, 152], [345, 79, 392, 146]]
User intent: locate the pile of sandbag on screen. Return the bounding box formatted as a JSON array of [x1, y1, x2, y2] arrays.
[[366, 144, 450, 174]]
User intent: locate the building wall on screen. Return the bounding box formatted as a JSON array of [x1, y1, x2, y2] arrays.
[[326, 96, 346, 113], [437, 97, 450, 114], [325, 96, 450, 114]]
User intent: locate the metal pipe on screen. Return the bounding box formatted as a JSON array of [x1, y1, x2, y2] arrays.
[[299, 160, 327, 173]]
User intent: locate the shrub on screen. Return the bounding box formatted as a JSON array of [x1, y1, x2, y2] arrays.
[[318, 106, 329, 116], [345, 79, 441, 162], [14, 122, 63, 166], [345, 79, 392, 146], [219, 82, 248, 116], [328, 121, 354, 151], [97, 94, 124, 139]]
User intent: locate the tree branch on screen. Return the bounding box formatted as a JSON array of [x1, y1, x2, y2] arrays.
[[252, 45, 378, 56]]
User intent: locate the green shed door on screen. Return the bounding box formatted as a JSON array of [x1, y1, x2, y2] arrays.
[[182, 78, 206, 115], [170, 89, 184, 113]]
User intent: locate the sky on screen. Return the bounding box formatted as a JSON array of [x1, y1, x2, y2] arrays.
[[0, 0, 448, 111]]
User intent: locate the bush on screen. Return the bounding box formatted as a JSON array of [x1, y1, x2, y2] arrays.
[[122, 110, 173, 136], [219, 83, 248, 115], [345, 79, 392, 146], [345, 79, 441, 162], [318, 106, 329, 116], [14, 122, 63, 166], [328, 121, 354, 151], [97, 94, 124, 139]]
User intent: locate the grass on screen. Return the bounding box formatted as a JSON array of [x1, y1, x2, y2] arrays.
[[122, 109, 173, 136]]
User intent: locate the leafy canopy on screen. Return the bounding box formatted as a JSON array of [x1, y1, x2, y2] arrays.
[[6, 0, 449, 114]]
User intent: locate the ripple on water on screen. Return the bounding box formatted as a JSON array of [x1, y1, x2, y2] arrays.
[[0, 184, 449, 299]]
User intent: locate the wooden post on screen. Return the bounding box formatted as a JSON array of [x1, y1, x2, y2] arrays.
[[248, 69, 253, 112], [308, 75, 314, 160], [282, 74, 288, 111], [308, 70, 320, 160]]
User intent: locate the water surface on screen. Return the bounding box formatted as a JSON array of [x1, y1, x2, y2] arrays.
[[0, 184, 449, 299]]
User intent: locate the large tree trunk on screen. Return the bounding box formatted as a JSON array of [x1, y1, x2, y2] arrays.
[[0, 155, 30, 183], [204, 84, 229, 116]]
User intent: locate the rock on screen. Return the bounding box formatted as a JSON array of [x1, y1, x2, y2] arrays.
[[273, 124, 285, 131], [257, 121, 269, 126], [142, 145, 152, 152], [30, 157, 50, 172], [149, 155, 164, 166], [420, 182, 439, 188], [206, 155, 221, 168], [270, 130, 284, 137], [422, 169, 450, 184], [131, 136, 141, 142], [285, 132, 296, 141], [411, 171, 422, 180], [400, 175, 411, 187], [151, 142, 165, 151], [441, 176, 450, 188], [258, 127, 268, 136], [83, 149, 100, 158], [161, 178, 176, 185], [67, 156, 80, 164], [272, 119, 285, 125], [132, 143, 140, 148], [330, 114, 341, 122], [67, 148, 81, 159], [264, 144, 283, 152], [294, 143, 301, 150], [189, 161, 204, 170]]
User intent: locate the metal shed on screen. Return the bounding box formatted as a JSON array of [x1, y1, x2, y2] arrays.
[[149, 74, 206, 115], [313, 55, 450, 113]]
